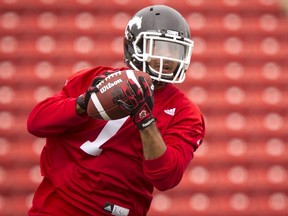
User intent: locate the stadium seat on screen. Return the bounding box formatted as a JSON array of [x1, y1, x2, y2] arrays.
[[0, 194, 34, 216]]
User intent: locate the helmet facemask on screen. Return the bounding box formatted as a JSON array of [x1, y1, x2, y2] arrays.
[[129, 31, 194, 83]]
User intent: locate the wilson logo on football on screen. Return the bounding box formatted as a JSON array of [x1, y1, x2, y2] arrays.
[[99, 79, 123, 94]]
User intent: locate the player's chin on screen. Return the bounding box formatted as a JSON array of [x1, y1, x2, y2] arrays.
[[153, 80, 167, 89]]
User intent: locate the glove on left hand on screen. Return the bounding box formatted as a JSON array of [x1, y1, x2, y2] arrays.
[[118, 76, 155, 130]]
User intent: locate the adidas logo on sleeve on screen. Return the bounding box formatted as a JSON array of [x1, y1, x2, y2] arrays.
[[164, 108, 176, 116]]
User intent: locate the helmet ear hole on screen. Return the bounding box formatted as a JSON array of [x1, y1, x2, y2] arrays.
[[126, 32, 134, 41]]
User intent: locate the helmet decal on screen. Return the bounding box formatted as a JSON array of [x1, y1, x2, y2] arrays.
[[127, 16, 142, 30], [125, 16, 142, 41], [166, 30, 180, 37]]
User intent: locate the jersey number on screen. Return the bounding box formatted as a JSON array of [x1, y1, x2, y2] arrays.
[[80, 117, 128, 156]]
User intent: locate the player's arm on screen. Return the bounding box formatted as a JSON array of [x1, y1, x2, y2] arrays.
[[27, 90, 89, 137], [27, 71, 113, 137], [142, 116, 204, 191], [118, 76, 166, 159], [140, 122, 167, 160], [119, 78, 205, 190], [27, 72, 87, 137]]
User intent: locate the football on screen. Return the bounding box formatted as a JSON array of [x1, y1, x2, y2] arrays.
[[87, 69, 153, 120]]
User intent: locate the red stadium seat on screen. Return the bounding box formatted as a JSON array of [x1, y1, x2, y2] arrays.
[[0, 194, 34, 216]]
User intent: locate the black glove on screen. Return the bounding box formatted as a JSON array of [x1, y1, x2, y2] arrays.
[[117, 76, 155, 130], [76, 72, 112, 112]]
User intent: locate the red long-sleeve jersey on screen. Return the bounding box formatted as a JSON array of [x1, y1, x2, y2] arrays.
[[27, 66, 205, 216]]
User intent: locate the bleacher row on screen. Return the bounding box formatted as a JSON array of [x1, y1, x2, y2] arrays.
[[0, 0, 287, 215]]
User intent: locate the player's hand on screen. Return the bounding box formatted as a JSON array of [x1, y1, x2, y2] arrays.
[[76, 72, 112, 114], [118, 76, 155, 130]]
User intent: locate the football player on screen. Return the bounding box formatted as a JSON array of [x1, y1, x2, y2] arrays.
[[27, 5, 205, 216]]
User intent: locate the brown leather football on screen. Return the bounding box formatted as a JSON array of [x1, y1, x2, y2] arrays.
[[87, 70, 153, 120]]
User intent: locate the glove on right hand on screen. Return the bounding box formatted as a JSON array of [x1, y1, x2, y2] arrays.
[[76, 72, 112, 112]]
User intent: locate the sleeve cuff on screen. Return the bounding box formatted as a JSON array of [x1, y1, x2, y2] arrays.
[[64, 98, 89, 125], [143, 148, 172, 172]]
